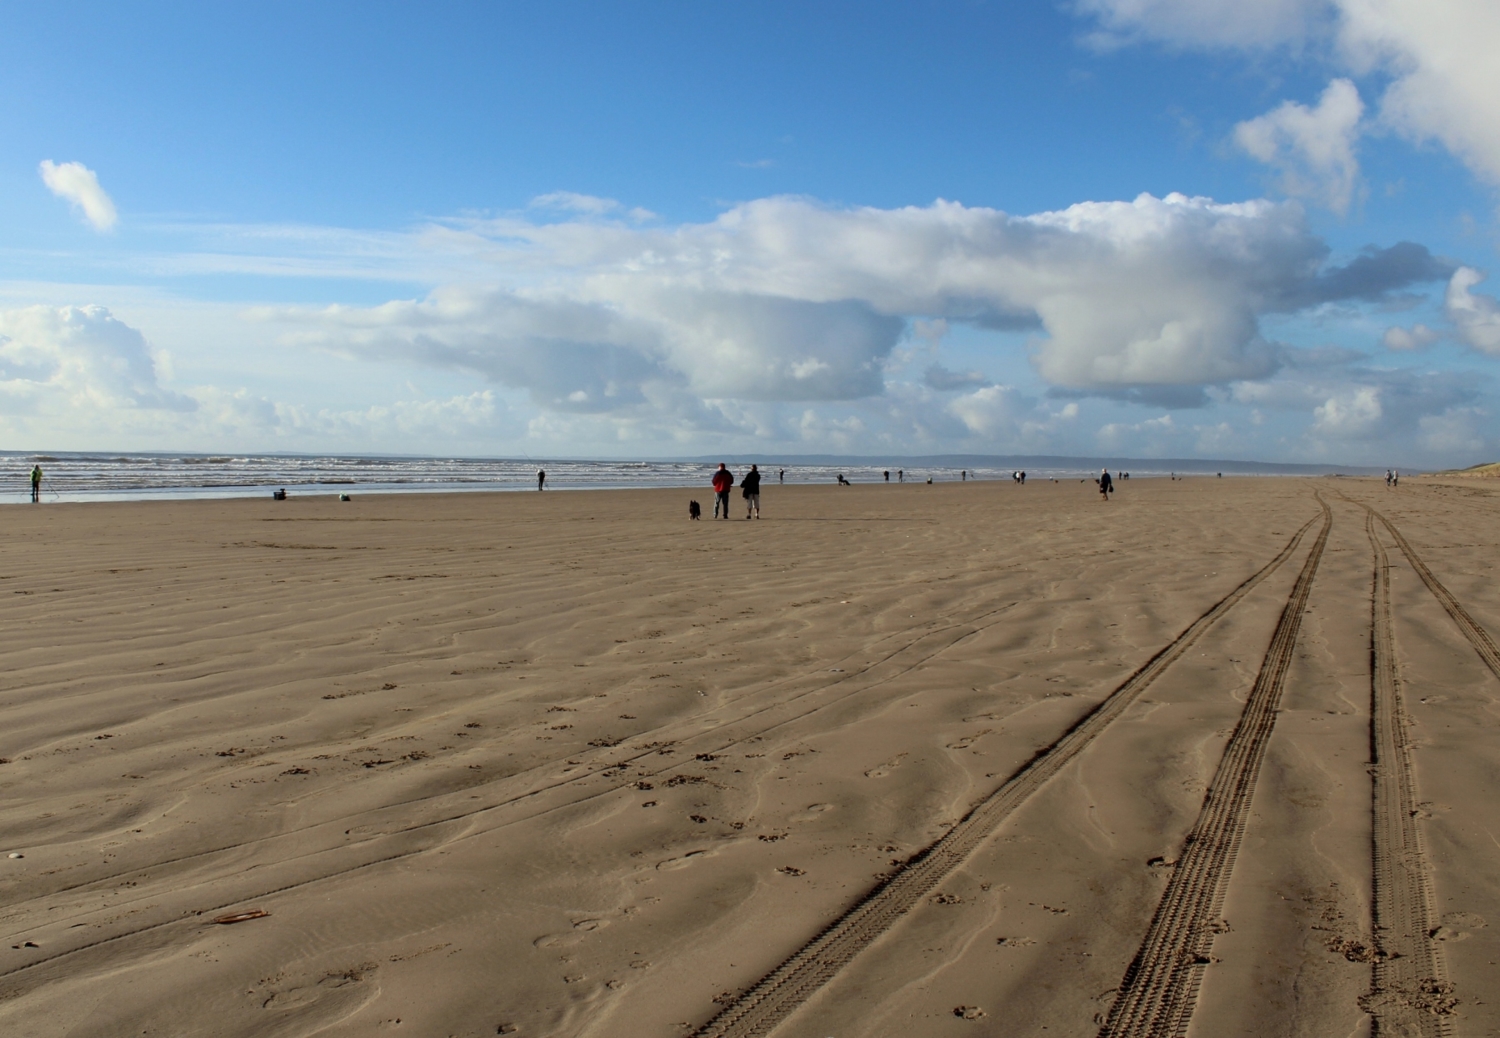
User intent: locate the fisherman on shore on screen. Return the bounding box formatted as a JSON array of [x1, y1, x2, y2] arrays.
[[30, 464, 42, 503]]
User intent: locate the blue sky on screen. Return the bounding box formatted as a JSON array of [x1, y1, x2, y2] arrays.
[[3, 1, 1499, 465]]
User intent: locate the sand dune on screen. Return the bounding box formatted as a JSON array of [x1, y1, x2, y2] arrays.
[[2, 477, 1497, 1037]]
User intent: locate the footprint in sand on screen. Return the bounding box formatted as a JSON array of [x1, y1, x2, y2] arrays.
[[1431, 911, 1486, 942], [864, 754, 907, 778], [533, 918, 610, 949], [260, 964, 379, 1011], [792, 803, 835, 823], [656, 849, 712, 871], [946, 729, 993, 750]]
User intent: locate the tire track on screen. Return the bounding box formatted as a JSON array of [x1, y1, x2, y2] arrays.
[[1097, 494, 1331, 1038], [1364, 509, 1454, 1036], [691, 511, 1322, 1038], [1369, 504, 1500, 683]]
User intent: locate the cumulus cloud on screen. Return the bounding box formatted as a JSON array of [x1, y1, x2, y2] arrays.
[[38, 161, 118, 231], [1418, 406, 1488, 456], [1097, 413, 1176, 452], [0, 305, 191, 412], [1230, 358, 1481, 456], [1381, 323, 1439, 350], [1077, 0, 1500, 187], [1445, 266, 1500, 355], [0, 303, 528, 451], [959, 392, 1082, 448], [260, 192, 1445, 422], [1339, 0, 1500, 185], [1234, 78, 1364, 213], [1312, 385, 1383, 438], [1296, 240, 1452, 306], [948, 384, 1031, 436], [275, 283, 902, 421], [923, 364, 989, 390]]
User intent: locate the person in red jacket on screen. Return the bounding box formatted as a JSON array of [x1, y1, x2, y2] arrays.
[[711, 463, 734, 519]]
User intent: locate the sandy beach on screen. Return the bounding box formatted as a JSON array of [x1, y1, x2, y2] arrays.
[[2, 476, 1498, 1037]]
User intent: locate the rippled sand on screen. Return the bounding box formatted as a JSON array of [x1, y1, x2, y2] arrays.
[[2, 477, 1497, 1037]]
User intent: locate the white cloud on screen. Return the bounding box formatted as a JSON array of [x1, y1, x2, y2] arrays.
[[1234, 78, 1364, 213], [1312, 384, 1383, 438], [1096, 412, 1176, 451], [1445, 266, 1500, 355], [942, 386, 1081, 448], [530, 192, 621, 215], [528, 192, 656, 223], [0, 305, 190, 412], [1381, 322, 1438, 350], [795, 409, 866, 451], [254, 191, 1443, 421], [1338, 0, 1500, 185], [1194, 421, 1236, 452], [1078, 0, 1500, 187], [1074, 0, 1326, 48], [1418, 405, 1488, 455], [38, 161, 118, 231], [948, 384, 1030, 437], [0, 304, 523, 451], [1, 180, 1468, 460]]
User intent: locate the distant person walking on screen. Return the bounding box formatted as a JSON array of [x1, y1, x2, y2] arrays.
[[537, 469, 546, 491], [778, 468, 784, 484], [742, 463, 761, 519], [712, 463, 734, 519], [884, 470, 889, 482], [1099, 467, 1114, 501], [30, 464, 42, 503], [898, 469, 904, 483]]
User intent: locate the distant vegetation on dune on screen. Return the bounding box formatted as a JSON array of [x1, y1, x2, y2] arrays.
[[1438, 461, 1500, 477]]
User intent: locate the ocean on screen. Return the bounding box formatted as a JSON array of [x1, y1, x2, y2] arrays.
[[1, 451, 1346, 504]]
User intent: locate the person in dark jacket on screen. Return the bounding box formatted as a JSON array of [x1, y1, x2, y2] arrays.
[[1099, 467, 1114, 500], [711, 463, 734, 519], [741, 464, 762, 519]]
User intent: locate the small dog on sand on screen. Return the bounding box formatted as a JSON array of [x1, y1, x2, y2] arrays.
[[688, 499, 701, 520]]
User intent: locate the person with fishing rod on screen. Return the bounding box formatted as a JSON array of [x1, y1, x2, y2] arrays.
[[30, 464, 42, 503]]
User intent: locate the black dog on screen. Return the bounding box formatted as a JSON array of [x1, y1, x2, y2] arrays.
[[688, 499, 701, 520]]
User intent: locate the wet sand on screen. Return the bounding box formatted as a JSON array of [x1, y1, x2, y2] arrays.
[[2, 477, 1498, 1037]]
